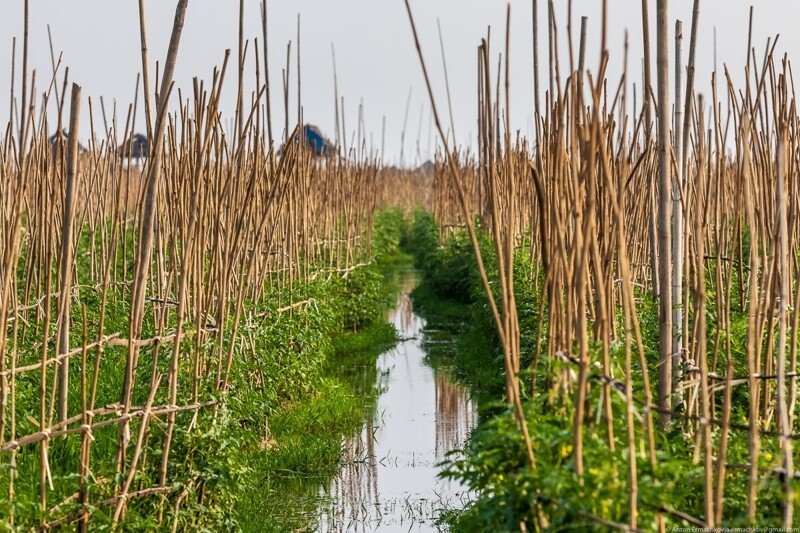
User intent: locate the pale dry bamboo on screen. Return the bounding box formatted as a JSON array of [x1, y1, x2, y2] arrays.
[[56, 83, 81, 422], [656, 0, 673, 427]]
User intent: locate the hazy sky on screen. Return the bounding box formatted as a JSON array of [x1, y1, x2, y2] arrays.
[[1, 1, 798, 164]]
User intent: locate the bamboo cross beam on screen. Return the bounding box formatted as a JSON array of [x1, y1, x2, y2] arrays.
[[2, 400, 217, 452]]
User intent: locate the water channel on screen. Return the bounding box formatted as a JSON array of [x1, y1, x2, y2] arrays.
[[318, 270, 477, 531]]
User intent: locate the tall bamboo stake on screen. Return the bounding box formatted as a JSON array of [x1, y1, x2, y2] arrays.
[[742, 113, 761, 521], [260, 0, 273, 149], [403, 0, 537, 473], [236, 0, 245, 141], [642, 0, 660, 300], [19, 0, 29, 152], [119, 0, 190, 471], [656, 0, 673, 427], [672, 19, 684, 411], [437, 19, 457, 146], [137, 0, 155, 139], [46, 25, 60, 115], [776, 127, 793, 527], [56, 83, 82, 422], [532, 0, 540, 128]]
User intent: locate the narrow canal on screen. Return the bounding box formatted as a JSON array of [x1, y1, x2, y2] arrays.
[[319, 270, 477, 531]]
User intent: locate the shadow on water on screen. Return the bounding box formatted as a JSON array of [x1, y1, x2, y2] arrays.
[[319, 269, 477, 532]]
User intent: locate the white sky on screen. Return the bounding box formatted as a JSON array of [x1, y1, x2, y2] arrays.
[[1, 1, 798, 165]]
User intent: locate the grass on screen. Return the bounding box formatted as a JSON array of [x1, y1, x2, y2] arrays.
[[0, 207, 412, 530], [228, 213, 410, 531], [234, 318, 399, 531]]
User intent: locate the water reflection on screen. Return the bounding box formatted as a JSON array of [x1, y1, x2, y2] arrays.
[[435, 372, 475, 461], [319, 271, 477, 532]]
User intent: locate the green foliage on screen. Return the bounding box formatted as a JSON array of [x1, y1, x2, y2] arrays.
[[371, 207, 408, 264], [0, 208, 406, 531], [440, 357, 797, 531], [405, 211, 799, 530], [408, 209, 476, 304], [233, 322, 396, 531], [337, 266, 390, 330]]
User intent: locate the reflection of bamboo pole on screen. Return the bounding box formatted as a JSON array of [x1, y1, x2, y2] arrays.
[[434, 371, 474, 459], [367, 418, 378, 517]]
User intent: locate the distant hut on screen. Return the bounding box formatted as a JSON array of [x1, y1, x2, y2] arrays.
[[48, 128, 86, 155], [302, 124, 334, 156], [279, 124, 335, 157], [417, 160, 436, 174], [118, 133, 149, 161]]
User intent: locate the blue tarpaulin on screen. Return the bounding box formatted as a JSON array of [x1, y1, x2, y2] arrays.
[[303, 124, 333, 156]]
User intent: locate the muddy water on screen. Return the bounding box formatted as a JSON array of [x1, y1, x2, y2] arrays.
[[319, 271, 477, 532]]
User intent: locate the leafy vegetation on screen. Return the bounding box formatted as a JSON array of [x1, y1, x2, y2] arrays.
[[405, 210, 798, 531], [0, 209, 407, 531]]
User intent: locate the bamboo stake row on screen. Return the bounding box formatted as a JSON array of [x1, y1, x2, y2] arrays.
[[414, 1, 799, 528]]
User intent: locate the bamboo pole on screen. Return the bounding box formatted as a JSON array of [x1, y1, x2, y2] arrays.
[[655, 0, 673, 427], [672, 19, 684, 411], [742, 113, 761, 521], [137, 0, 155, 139], [46, 25, 60, 115], [77, 307, 90, 533], [112, 374, 163, 525], [8, 37, 15, 132], [776, 127, 793, 527], [641, 0, 660, 299], [260, 0, 273, 149], [403, 0, 537, 474], [236, 0, 245, 141], [56, 83, 82, 422], [437, 19, 457, 146], [532, 0, 540, 127], [19, 0, 29, 152], [119, 0, 190, 472]]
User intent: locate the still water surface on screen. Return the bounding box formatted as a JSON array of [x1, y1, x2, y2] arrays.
[[319, 271, 477, 532]]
